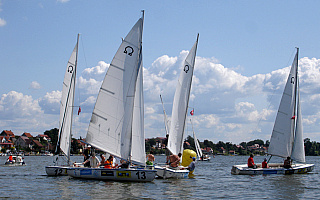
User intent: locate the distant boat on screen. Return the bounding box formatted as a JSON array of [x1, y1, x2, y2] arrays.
[[231, 48, 315, 175], [67, 11, 156, 182], [191, 119, 210, 161], [5, 155, 25, 166], [155, 34, 199, 179], [46, 34, 82, 176]]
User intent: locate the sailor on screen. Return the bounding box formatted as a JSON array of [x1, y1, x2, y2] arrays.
[[283, 156, 292, 168], [262, 158, 268, 168], [167, 153, 182, 168], [248, 154, 257, 168], [146, 151, 155, 165]]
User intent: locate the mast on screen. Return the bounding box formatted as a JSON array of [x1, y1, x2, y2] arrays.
[[160, 94, 169, 137], [291, 47, 299, 153]]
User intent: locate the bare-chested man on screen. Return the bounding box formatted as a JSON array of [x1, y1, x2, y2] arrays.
[[167, 153, 182, 168], [146, 151, 155, 165]]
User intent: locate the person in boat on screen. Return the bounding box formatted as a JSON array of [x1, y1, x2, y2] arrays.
[[98, 154, 106, 167], [104, 155, 114, 169], [283, 156, 292, 169], [248, 154, 257, 168], [262, 158, 269, 168], [201, 154, 204, 161], [83, 152, 100, 168], [167, 153, 182, 168], [83, 145, 91, 162], [118, 159, 129, 168], [146, 151, 155, 165], [8, 155, 13, 163]]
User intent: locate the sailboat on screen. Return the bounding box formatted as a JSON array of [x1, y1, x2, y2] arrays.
[[231, 48, 315, 175], [191, 119, 210, 161], [67, 11, 156, 182], [155, 34, 199, 179], [46, 34, 82, 176]]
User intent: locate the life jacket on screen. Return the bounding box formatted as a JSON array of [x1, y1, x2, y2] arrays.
[[104, 160, 113, 169]]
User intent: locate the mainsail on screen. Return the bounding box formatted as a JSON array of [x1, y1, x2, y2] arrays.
[[268, 48, 305, 163], [86, 14, 144, 162], [55, 34, 79, 164], [167, 34, 199, 155]]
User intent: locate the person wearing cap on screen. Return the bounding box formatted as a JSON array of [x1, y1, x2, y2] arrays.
[[187, 157, 196, 171], [262, 158, 268, 168]]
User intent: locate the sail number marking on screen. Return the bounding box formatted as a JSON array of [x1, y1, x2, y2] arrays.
[[136, 171, 146, 179]]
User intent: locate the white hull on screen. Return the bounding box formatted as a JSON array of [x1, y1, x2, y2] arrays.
[[155, 165, 189, 179], [46, 166, 70, 176], [231, 163, 314, 175], [5, 162, 25, 166], [67, 167, 156, 182], [198, 157, 211, 161], [46, 162, 83, 176]]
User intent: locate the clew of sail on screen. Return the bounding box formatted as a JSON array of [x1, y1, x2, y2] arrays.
[[167, 34, 199, 155], [56, 34, 79, 163], [86, 17, 144, 161]]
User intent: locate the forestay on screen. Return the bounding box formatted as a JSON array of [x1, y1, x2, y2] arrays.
[[167, 34, 199, 155], [86, 17, 144, 161]]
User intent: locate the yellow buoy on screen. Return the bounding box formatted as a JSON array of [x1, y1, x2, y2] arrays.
[[181, 149, 197, 175]]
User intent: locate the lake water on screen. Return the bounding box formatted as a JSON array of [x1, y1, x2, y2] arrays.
[[0, 155, 319, 199]]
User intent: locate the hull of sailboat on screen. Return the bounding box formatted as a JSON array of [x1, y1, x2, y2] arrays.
[[231, 163, 314, 175], [46, 163, 83, 176], [67, 167, 156, 182], [154, 165, 189, 179], [198, 157, 211, 161], [46, 166, 69, 176]]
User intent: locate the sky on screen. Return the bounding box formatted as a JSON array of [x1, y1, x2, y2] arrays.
[[1, 0, 320, 144]]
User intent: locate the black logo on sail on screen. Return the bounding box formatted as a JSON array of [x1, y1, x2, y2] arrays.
[[124, 46, 134, 56], [184, 65, 189, 73], [68, 65, 73, 73]]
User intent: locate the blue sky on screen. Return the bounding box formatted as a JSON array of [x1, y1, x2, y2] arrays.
[[1, 0, 320, 144]]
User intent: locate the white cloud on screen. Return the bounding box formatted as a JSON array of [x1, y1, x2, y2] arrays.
[[0, 18, 6, 27], [29, 81, 41, 90], [4, 53, 320, 143], [0, 91, 42, 119]]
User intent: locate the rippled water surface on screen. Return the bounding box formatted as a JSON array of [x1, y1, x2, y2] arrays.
[[0, 155, 319, 199]]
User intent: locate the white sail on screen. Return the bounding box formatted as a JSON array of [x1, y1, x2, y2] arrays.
[[268, 50, 298, 159], [86, 16, 144, 161], [291, 80, 306, 163], [167, 34, 199, 155], [191, 119, 202, 158], [131, 54, 145, 165], [56, 34, 79, 162]]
